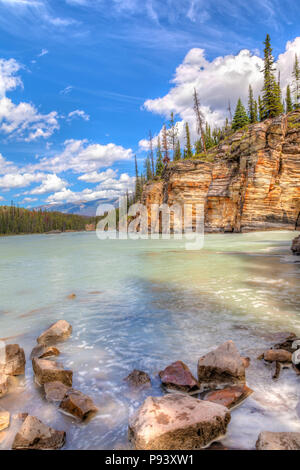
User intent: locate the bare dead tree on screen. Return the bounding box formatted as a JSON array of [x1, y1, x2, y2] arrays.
[[193, 88, 206, 153]]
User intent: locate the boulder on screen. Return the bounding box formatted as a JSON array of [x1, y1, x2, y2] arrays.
[[124, 370, 151, 388], [30, 345, 60, 360], [44, 381, 70, 403], [197, 341, 246, 389], [263, 349, 292, 363], [0, 374, 9, 398], [256, 431, 300, 450], [32, 358, 73, 387], [0, 344, 25, 376], [159, 361, 200, 393], [291, 235, 300, 256], [242, 357, 250, 368], [59, 389, 98, 421], [12, 415, 66, 450], [203, 384, 253, 409], [0, 410, 10, 431], [37, 320, 72, 346], [128, 394, 231, 450], [273, 332, 298, 353]]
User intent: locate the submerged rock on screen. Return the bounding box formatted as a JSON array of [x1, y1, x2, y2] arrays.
[[44, 381, 70, 403], [0, 410, 10, 431], [128, 394, 231, 450], [197, 341, 246, 389], [272, 332, 298, 353], [291, 235, 300, 256], [124, 370, 151, 389], [37, 320, 72, 346], [32, 358, 73, 387], [256, 431, 300, 450], [30, 345, 60, 360], [203, 384, 253, 409], [59, 389, 98, 421], [0, 374, 9, 398], [0, 344, 25, 376], [159, 361, 200, 393], [263, 349, 292, 363], [12, 415, 66, 450]]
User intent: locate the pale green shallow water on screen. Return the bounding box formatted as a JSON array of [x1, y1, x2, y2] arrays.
[[0, 230, 300, 450]]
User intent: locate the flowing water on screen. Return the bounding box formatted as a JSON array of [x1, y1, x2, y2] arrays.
[[0, 230, 300, 450]]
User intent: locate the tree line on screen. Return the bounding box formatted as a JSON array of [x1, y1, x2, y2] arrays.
[[0, 203, 98, 235], [134, 34, 300, 200]]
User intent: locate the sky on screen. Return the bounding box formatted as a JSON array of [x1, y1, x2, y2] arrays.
[[0, 0, 299, 207]]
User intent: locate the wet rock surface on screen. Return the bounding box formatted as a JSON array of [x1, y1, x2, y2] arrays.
[[0, 344, 25, 376], [197, 341, 246, 389], [59, 389, 98, 421], [204, 384, 253, 409], [159, 361, 200, 393], [12, 415, 66, 450], [30, 345, 60, 360], [129, 394, 231, 450], [44, 381, 70, 403], [32, 358, 73, 387], [124, 370, 151, 388], [263, 349, 292, 363], [0, 374, 9, 398], [256, 431, 300, 450], [37, 320, 72, 346]]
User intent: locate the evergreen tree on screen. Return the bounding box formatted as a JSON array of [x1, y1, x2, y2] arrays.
[[292, 54, 300, 109], [286, 85, 293, 113], [144, 155, 152, 181], [155, 136, 164, 177], [174, 139, 182, 161], [167, 112, 178, 160], [232, 98, 249, 131], [184, 122, 193, 159], [258, 95, 264, 121], [193, 88, 206, 153], [134, 155, 142, 200], [162, 124, 170, 165], [261, 34, 282, 119], [148, 130, 155, 175], [248, 85, 258, 123]]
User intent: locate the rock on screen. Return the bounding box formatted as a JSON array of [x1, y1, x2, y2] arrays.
[[159, 361, 200, 393], [13, 413, 29, 422], [44, 381, 70, 403], [12, 415, 66, 450], [0, 374, 9, 398], [59, 389, 98, 421], [32, 358, 73, 387], [241, 357, 250, 368], [263, 349, 292, 363], [197, 341, 246, 389], [256, 431, 300, 450], [0, 410, 10, 431], [30, 345, 60, 360], [272, 332, 298, 353], [37, 320, 72, 346], [291, 235, 300, 255], [204, 384, 254, 409], [124, 370, 151, 388], [0, 344, 25, 376], [128, 394, 231, 450], [67, 294, 76, 300]]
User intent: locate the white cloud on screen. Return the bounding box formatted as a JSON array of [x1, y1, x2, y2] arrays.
[[78, 168, 117, 183], [29, 174, 67, 195], [60, 85, 73, 95], [0, 171, 45, 190], [0, 58, 22, 97], [38, 48, 48, 57], [34, 139, 133, 173], [67, 109, 90, 121], [22, 196, 37, 203]]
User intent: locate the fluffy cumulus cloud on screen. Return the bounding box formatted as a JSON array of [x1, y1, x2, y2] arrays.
[[142, 37, 300, 145], [0, 171, 45, 190], [78, 168, 117, 183], [29, 174, 67, 195]]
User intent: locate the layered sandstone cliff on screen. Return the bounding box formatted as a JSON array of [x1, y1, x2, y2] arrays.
[[142, 111, 300, 233]]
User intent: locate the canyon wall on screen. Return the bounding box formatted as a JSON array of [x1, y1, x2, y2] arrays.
[[142, 111, 300, 233]]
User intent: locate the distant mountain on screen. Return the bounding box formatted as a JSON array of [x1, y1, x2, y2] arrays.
[[36, 197, 119, 217]]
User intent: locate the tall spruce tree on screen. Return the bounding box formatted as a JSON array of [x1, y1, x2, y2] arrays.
[[248, 85, 257, 123], [162, 124, 170, 165], [286, 85, 293, 113], [232, 98, 249, 131], [258, 95, 264, 121], [167, 112, 178, 160], [174, 139, 182, 161], [292, 54, 300, 109], [261, 34, 282, 119], [184, 122, 193, 159], [134, 155, 142, 201], [155, 136, 164, 177]]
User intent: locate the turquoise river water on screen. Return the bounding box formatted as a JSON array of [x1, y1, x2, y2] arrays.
[[0, 230, 300, 450]]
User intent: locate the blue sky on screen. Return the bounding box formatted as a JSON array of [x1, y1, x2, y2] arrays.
[[0, 0, 299, 207]]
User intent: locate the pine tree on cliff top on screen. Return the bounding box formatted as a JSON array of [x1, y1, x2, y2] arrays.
[[155, 136, 164, 177], [292, 54, 300, 109], [248, 85, 258, 123], [286, 85, 293, 113], [134, 155, 142, 201], [162, 124, 170, 165], [167, 112, 178, 161], [232, 98, 249, 131], [261, 34, 282, 119], [174, 139, 181, 161], [184, 122, 193, 159]]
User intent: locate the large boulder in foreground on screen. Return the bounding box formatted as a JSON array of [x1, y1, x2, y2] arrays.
[[204, 385, 253, 409], [0, 410, 10, 431], [59, 389, 98, 421], [129, 394, 230, 450], [197, 341, 246, 389], [256, 431, 300, 450], [44, 381, 70, 403], [124, 370, 151, 389], [32, 358, 73, 387], [12, 415, 65, 450], [37, 320, 72, 346], [0, 344, 25, 376], [159, 361, 200, 394], [0, 374, 9, 398], [291, 235, 300, 256]]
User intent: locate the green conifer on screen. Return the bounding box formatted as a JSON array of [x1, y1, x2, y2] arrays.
[[261, 34, 282, 119], [232, 98, 249, 131], [155, 136, 164, 177], [184, 122, 193, 159], [286, 85, 293, 113], [292, 54, 300, 109], [174, 139, 182, 161]]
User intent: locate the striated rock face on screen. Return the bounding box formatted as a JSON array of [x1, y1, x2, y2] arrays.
[[129, 394, 231, 450], [142, 112, 300, 233]]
